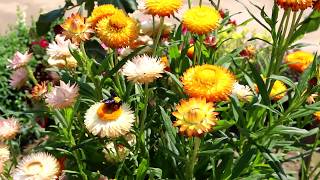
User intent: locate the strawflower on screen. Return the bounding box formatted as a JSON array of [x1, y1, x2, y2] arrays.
[[9, 68, 28, 89], [172, 98, 219, 137], [96, 12, 138, 49], [45, 81, 79, 109], [145, 0, 182, 17], [277, 0, 313, 11], [85, 97, 135, 138], [121, 55, 164, 84], [8, 51, 32, 70], [182, 64, 236, 102], [183, 6, 221, 35], [12, 152, 60, 180], [285, 51, 314, 73], [0, 118, 20, 141]]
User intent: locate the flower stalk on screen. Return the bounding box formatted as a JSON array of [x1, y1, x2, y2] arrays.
[[186, 137, 201, 180]]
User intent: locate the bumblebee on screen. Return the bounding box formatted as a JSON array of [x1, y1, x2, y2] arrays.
[[101, 94, 122, 111]]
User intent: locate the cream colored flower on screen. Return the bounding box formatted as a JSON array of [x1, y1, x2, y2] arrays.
[[8, 51, 32, 70], [103, 142, 129, 163], [12, 152, 60, 180], [0, 118, 20, 141], [121, 55, 164, 84], [85, 102, 135, 138], [45, 81, 79, 109], [47, 35, 77, 68], [0, 144, 10, 163], [9, 68, 28, 89], [232, 82, 254, 102]]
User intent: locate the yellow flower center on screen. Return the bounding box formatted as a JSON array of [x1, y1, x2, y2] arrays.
[[184, 108, 206, 123], [194, 68, 217, 85], [109, 17, 127, 30], [26, 161, 43, 174], [97, 103, 123, 121]]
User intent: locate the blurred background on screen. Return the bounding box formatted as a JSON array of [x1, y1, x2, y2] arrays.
[[0, 0, 319, 52]]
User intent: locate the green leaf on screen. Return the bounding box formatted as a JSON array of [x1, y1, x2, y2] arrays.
[[36, 8, 64, 35], [231, 146, 258, 178], [136, 159, 149, 180], [269, 125, 309, 136], [290, 10, 320, 44]]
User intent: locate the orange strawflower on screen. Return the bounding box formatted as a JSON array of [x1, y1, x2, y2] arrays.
[[277, 0, 313, 11], [96, 12, 138, 48], [285, 51, 314, 73], [181, 64, 236, 102], [187, 46, 194, 59], [61, 13, 92, 44], [172, 98, 219, 137]]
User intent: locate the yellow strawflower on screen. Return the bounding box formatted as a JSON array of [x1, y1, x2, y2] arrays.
[[145, 0, 182, 17], [285, 51, 314, 73], [96, 12, 138, 48], [172, 98, 219, 137], [87, 4, 120, 28], [182, 64, 236, 102], [183, 6, 221, 35]]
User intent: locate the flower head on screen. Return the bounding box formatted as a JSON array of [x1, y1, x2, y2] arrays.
[[277, 0, 313, 11], [121, 55, 164, 84], [0, 118, 20, 140], [96, 12, 138, 48], [85, 98, 135, 138], [314, 0, 320, 10], [87, 4, 120, 28], [232, 82, 254, 102], [8, 51, 32, 70], [285, 51, 314, 73], [314, 111, 320, 122], [240, 45, 256, 59], [182, 64, 236, 102], [32, 82, 48, 100], [12, 152, 60, 180], [183, 6, 221, 35], [172, 98, 219, 137], [45, 81, 79, 109], [103, 142, 129, 163], [9, 68, 28, 89], [0, 144, 10, 163], [47, 35, 77, 69], [145, 0, 182, 17], [61, 13, 92, 44], [270, 80, 287, 101]]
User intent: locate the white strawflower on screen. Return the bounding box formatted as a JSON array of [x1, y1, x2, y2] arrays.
[[45, 81, 79, 109], [85, 102, 135, 138], [121, 55, 164, 84], [0, 118, 20, 141], [47, 35, 77, 68], [9, 68, 28, 89], [0, 144, 10, 163], [12, 152, 60, 180], [8, 51, 32, 70], [232, 82, 254, 102]]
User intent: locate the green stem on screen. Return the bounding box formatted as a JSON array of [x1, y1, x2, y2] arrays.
[[140, 83, 149, 131], [198, 35, 204, 65], [217, 0, 221, 9], [199, 0, 202, 6], [152, 17, 165, 56], [306, 128, 320, 177], [186, 137, 201, 180], [188, 0, 192, 8], [26, 66, 38, 85]]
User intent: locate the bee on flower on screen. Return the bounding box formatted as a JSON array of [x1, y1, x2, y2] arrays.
[[85, 96, 135, 138]]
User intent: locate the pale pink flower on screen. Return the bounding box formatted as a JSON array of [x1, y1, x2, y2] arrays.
[[0, 118, 20, 140], [45, 81, 79, 109], [9, 68, 28, 89], [8, 51, 32, 70]]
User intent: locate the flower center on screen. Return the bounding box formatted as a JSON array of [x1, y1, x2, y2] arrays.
[[184, 108, 206, 123], [25, 161, 43, 175], [109, 17, 127, 30], [97, 103, 123, 121], [195, 68, 217, 84]]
